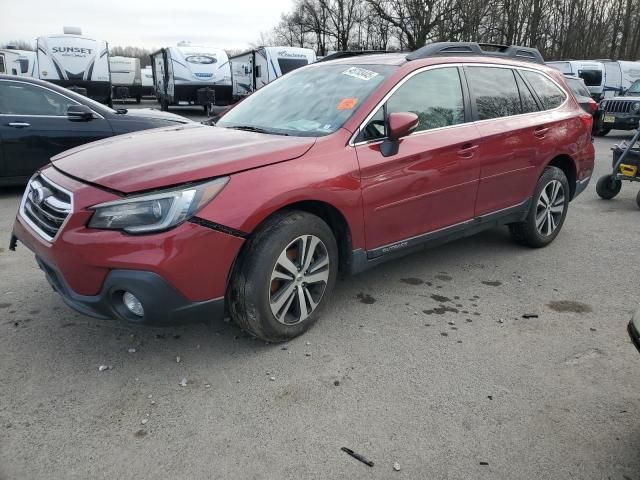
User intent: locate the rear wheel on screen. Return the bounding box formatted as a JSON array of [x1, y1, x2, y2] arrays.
[[160, 97, 169, 112], [596, 174, 622, 199], [509, 166, 569, 248], [229, 211, 338, 342], [636, 190, 640, 209], [136, 95, 141, 104]]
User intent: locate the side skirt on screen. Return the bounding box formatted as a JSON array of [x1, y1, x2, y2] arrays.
[[350, 198, 531, 275]]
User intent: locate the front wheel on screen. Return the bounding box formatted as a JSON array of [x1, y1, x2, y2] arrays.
[[509, 166, 570, 248], [596, 174, 622, 199], [229, 211, 338, 342]]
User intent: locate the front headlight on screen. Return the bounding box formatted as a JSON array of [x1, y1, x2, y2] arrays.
[[633, 102, 640, 112], [600, 100, 607, 109], [88, 177, 229, 233]]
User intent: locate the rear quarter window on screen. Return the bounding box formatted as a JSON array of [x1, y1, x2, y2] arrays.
[[522, 71, 566, 110]]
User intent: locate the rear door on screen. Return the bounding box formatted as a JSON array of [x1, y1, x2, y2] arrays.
[[465, 66, 544, 216], [355, 66, 481, 253], [0, 80, 113, 179]]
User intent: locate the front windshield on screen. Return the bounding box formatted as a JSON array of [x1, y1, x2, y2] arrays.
[[218, 63, 395, 136], [626, 81, 640, 96]]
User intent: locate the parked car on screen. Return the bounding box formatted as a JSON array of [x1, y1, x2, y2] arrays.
[[0, 75, 191, 185], [596, 79, 640, 136], [565, 75, 598, 115], [11, 42, 595, 342], [630, 307, 640, 353]]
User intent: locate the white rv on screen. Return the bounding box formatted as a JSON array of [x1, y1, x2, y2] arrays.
[[109, 56, 142, 103], [546, 61, 605, 100], [230, 46, 317, 98], [36, 27, 111, 104], [598, 60, 640, 98], [0, 48, 37, 77], [150, 42, 232, 112], [141, 66, 154, 97]]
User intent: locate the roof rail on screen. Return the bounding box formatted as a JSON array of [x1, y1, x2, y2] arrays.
[[316, 50, 390, 63], [406, 42, 544, 64]]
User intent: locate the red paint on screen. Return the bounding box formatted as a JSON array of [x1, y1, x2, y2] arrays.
[[15, 53, 595, 308]]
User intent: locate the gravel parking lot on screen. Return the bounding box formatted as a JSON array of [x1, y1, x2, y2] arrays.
[[1, 124, 639, 479]]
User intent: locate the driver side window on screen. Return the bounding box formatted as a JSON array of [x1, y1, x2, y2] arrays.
[[357, 67, 465, 143], [0, 81, 77, 116]]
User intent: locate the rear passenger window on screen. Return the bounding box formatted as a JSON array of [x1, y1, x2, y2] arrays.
[[466, 67, 522, 120], [386, 67, 465, 132], [515, 73, 539, 113], [522, 71, 566, 110]]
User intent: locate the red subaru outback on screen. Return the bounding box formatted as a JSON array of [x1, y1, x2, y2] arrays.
[[12, 43, 594, 341]]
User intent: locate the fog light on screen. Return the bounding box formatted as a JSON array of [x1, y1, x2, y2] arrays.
[[123, 291, 144, 317]]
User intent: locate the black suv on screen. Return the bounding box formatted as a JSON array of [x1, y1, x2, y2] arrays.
[[596, 79, 640, 136]]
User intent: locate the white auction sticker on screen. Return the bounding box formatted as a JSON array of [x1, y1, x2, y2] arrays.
[[342, 67, 379, 81]]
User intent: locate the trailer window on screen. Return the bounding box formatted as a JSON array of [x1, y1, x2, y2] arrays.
[[278, 58, 308, 75], [218, 63, 395, 137], [0, 55, 4, 74], [578, 69, 602, 86]]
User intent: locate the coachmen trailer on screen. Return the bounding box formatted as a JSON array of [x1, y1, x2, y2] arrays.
[[150, 42, 232, 113], [109, 56, 142, 103], [141, 66, 154, 97], [36, 27, 111, 104], [0, 47, 37, 77], [597, 60, 640, 98], [231, 46, 316, 98], [546, 61, 606, 100]]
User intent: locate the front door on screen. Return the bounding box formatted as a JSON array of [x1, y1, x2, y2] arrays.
[[0, 80, 113, 179], [354, 66, 481, 254]]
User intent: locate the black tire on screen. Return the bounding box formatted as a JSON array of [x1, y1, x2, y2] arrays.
[[596, 174, 622, 199], [229, 210, 339, 342], [160, 97, 169, 112], [136, 96, 141, 104], [107, 97, 113, 109], [636, 190, 640, 209], [508, 166, 570, 248]]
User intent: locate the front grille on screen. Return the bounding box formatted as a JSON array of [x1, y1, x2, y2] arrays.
[[604, 100, 635, 113], [20, 174, 73, 242]]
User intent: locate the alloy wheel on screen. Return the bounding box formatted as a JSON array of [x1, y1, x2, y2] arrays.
[[269, 235, 330, 325], [536, 179, 565, 236]]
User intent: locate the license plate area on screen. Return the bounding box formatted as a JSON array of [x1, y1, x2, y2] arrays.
[[604, 114, 616, 123]]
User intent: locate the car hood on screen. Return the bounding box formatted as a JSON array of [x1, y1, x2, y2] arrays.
[[606, 95, 640, 102], [52, 124, 316, 193], [120, 108, 191, 123]]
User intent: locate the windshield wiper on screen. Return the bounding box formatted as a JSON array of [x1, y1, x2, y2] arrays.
[[226, 125, 288, 136]]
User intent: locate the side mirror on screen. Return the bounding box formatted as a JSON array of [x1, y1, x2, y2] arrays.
[[67, 104, 94, 121], [381, 112, 419, 157]]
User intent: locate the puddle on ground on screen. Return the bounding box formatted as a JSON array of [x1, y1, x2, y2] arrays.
[[400, 277, 424, 285], [423, 305, 459, 315], [547, 300, 592, 314], [482, 281, 502, 287], [357, 293, 376, 304], [431, 294, 451, 303]]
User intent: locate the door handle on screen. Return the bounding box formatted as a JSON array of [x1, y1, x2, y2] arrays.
[[457, 143, 479, 158], [7, 122, 30, 128], [534, 126, 549, 138]]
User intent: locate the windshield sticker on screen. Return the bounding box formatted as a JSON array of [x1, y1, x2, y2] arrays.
[[337, 98, 358, 110], [342, 67, 379, 81]]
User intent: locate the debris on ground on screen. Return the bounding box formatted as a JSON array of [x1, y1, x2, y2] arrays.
[[341, 447, 374, 467], [141, 418, 148, 425], [334, 380, 340, 386], [305, 352, 312, 357], [179, 377, 188, 387], [522, 314, 539, 319], [148, 394, 152, 399], [480, 461, 489, 466], [98, 365, 112, 372], [393, 461, 401, 471], [269, 376, 276, 381], [128, 348, 136, 353], [176, 356, 181, 363]]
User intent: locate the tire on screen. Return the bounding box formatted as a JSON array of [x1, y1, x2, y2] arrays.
[[636, 190, 640, 209], [594, 127, 610, 137], [107, 97, 113, 109], [596, 174, 622, 199], [509, 166, 570, 248], [136, 96, 141, 104], [229, 211, 339, 342], [160, 97, 169, 112]]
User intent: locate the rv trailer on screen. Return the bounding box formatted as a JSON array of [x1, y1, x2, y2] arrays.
[[150, 42, 232, 113], [109, 56, 142, 103], [597, 60, 640, 98], [0, 47, 37, 77], [141, 66, 154, 97], [36, 27, 111, 104], [230, 46, 316, 98]]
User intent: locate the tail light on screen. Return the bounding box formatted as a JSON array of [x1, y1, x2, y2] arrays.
[[588, 98, 598, 114], [581, 113, 593, 132]]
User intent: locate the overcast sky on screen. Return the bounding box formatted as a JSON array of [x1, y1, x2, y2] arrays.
[[0, 0, 294, 50]]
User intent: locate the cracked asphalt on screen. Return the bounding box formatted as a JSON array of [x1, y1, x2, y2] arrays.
[[1, 107, 639, 479]]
